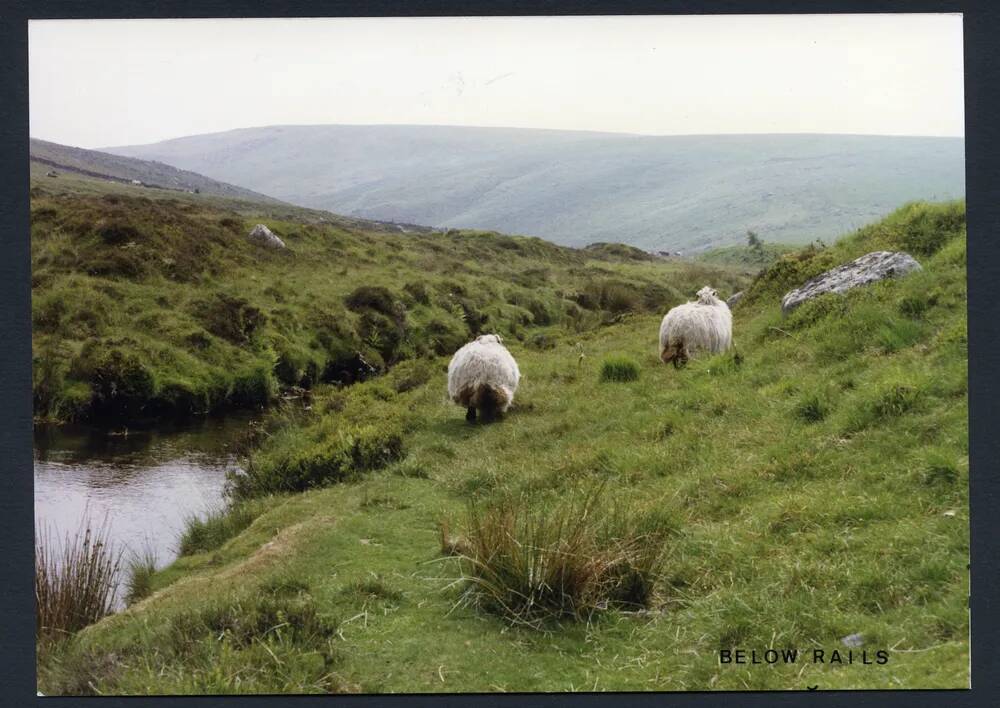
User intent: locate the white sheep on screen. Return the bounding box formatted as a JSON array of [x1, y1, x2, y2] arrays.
[[447, 334, 521, 423], [658, 286, 733, 368]]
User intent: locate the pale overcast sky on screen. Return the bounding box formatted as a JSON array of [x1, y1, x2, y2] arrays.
[[29, 14, 964, 149]]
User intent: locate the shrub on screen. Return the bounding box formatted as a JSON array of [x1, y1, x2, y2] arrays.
[[36, 519, 123, 638], [507, 292, 556, 326], [572, 280, 643, 314], [419, 318, 467, 357], [82, 346, 157, 420], [356, 310, 408, 363], [345, 285, 397, 316], [526, 331, 559, 350], [229, 364, 277, 406], [178, 499, 269, 556], [452, 296, 489, 335], [895, 201, 965, 257], [95, 219, 141, 245], [195, 293, 266, 346], [402, 281, 430, 305], [388, 358, 436, 393], [454, 488, 670, 628], [230, 424, 405, 499], [600, 356, 640, 383]]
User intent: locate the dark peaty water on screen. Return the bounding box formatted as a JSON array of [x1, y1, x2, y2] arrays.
[[34, 413, 259, 571]]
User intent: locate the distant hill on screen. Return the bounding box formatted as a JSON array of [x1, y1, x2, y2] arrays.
[[105, 125, 965, 252], [30, 138, 285, 204]]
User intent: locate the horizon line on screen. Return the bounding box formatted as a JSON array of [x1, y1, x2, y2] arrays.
[[29, 123, 963, 152]]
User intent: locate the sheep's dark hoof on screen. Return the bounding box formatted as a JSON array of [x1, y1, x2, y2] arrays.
[[466, 407, 477, 423], [479, 409, 497, 425]]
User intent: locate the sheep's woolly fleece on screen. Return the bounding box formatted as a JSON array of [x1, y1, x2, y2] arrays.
[[447, 334, 521, 413], [659, 286, 733, 364]]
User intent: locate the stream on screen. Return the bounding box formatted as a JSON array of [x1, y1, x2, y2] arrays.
[[33, 412, 259, 575]]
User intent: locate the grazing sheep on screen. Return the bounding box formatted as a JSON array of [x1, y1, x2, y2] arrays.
[[659, 286, 733, 368], [447, 334, 521, 423]]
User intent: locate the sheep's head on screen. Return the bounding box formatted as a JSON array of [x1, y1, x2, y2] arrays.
[[696, 286, 720, 304], [477, 333, 504, 345]]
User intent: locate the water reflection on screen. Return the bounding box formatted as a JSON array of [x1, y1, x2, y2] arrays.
[[34, 413, 259, 571]]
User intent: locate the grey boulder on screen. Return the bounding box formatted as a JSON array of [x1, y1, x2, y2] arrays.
[[727, 291, 744, 308], [247, 223, 286, 249], [781, 251, 921, 315]]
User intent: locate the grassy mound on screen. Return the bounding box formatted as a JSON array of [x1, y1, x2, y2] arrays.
[[37, 200, 967, 693]]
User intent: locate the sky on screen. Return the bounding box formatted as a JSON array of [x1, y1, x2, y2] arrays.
[[29, 14, 965, 149]]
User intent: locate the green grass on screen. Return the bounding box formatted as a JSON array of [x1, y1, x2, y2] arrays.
[[36, 198, 968, 693], [697, 240, 800, 270], [599, 356, 640, 383], [178, 499, 271, 556], [124, 547, 158, 606], [30, 170, 742, 424]]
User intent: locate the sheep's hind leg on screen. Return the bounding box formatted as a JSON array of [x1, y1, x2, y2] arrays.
[[466, 406, 477, 423]]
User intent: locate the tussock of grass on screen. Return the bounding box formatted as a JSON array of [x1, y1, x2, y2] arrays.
[[178, 498, 270, 556], [124, 546, 157, 605], [599, 356, 640, 383], [454, 488, 670, 628], [843, 381, 922, 433], [36, 519, 123, 638], [793, 391, 831, 423]]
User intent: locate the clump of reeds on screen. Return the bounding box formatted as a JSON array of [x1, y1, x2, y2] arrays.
[[453, 486, 670, 628], [36, 518, 123, 639], [124, 544, 158, 606]]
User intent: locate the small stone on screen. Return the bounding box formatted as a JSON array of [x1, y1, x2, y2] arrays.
[[841, 633, 864, 648], [247, 223, 286, 249], [726, 291, 745, 308]]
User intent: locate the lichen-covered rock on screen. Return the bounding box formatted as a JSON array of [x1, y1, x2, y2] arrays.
[[247, 223, 286, 249], [727, 291, 744, 308], [781, 251, 921, 314]]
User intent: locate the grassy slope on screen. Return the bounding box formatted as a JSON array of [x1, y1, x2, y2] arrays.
[[696, 241, 801, 271], [30, 139, 284, 203], [38, 201, 968, 693], [30, 170, 740, 423]]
